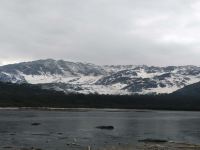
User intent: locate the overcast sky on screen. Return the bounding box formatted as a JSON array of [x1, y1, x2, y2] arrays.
[[0, 0, 200, 66]]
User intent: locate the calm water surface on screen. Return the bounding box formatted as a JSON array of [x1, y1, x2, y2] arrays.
[[0, 109, 200, 149]]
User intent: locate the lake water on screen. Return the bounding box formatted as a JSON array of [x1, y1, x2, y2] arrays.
[[0, 109, 200, 150]]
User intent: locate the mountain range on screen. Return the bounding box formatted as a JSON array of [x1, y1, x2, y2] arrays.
[[0, 59, 200, 95]]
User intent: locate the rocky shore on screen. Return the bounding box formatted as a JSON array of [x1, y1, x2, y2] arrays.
[[103, 141, 200, 150], [1, 141, 200, 150]]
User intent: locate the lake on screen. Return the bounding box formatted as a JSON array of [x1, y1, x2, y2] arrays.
[[0, 109, 200, 150]]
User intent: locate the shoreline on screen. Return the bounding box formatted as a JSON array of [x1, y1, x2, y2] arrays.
[[0, 107, 200, 112], [0, 107, 153, 112]]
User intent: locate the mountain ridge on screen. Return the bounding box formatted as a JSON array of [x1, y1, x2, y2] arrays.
[[0, 59, 200, 95]]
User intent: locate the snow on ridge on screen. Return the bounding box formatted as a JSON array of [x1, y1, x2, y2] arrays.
[[2, 72, 11, 76], [138, 85, 180, 95], [71, 76, 103, 85], [79, 84, 130, 95], [11, 66, 200, 94], [136, 69, 161, 78], [1, 59, 200, 95], [21, 72, 103, 85]]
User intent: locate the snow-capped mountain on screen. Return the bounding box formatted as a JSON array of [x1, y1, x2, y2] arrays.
[[0, 59, 200, 95]]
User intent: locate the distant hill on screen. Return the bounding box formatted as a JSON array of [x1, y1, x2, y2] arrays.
[[172, 81, 200, 96]]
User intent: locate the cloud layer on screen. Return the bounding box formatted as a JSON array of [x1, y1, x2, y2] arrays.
[[0, 0, 200, 66]]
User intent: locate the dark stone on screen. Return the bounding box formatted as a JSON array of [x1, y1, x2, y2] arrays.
[[31, 123, 41, 126], [96, 126, 114, 130], [57, 132, 63, 135], [138, 138, 168, 143]]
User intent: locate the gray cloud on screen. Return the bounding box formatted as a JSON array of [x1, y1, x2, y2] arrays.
[[0, 0, 200, 66]]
